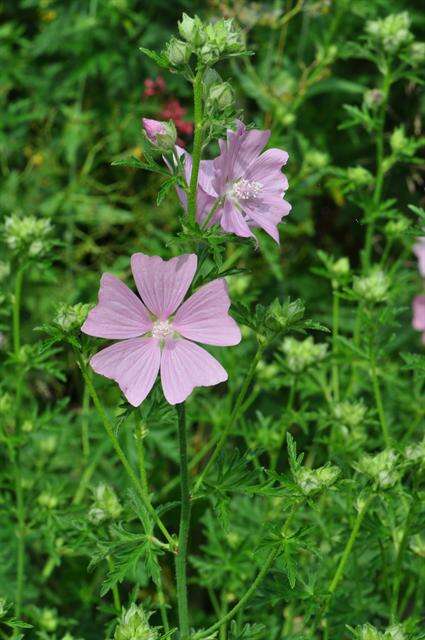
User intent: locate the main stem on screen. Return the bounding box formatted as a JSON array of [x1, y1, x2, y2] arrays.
[[187, 68, 204, 226], [331, 287, 340, 402], [175, 403, 191, 640], [317, 494, 373, 628], [363, 65, 391, 270], [76, 353, 175, 549], [193, 343, 263, 494], [370, 356, 391, 448], [13, 266, 25, 618]]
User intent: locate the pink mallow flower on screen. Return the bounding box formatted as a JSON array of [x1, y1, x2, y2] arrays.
[[412, 295, 425, 344], [178, 120, 291, 242], [413, 237, 425, 277], [81, 253, 241, 406]]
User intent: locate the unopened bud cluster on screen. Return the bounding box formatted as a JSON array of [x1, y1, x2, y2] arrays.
[[142, 118, 177, 151], [114, 604, 158, 640], [353, 623, 405, 640], [294, 464, 340, 496], [365, 12, 413, 54], [55, 303, 91, 333], [353, 268, 390, 303], [4, 215, 52, 258], [165, 14, 245, 67], [88, 483, 122, 525], [356, 449, 399, 489], [282, 336, 328, 373]]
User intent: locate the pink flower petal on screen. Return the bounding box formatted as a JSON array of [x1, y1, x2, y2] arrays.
[[245, 148, 289, 192], [131, 253, 197, 319], [220, 200, 254, 239], [413, 237, 425, 278], [173, 279, 242, 346], [90, 337, 161, 407], [218, 122, 271, 182], [160, 338, 228, 404], [243, 197, 292, 243], [81, 274, 152, 339], [413, 295, 425, 331]]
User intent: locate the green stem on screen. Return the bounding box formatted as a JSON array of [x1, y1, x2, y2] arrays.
[[187, 68, 204, 226], [75, 353, 175, 550], [81, 380, 90, 458], [195, 502, 300, 640], [107, 556, 121, 612], [331, 287, 340, 402], [134, 417, 170, 634], [317, 494, 373, 628], [175, 403, 191, 640], [192, 344, 264, 495], [13, 266, 25, 618], [390, 498, 416, 622], [363, 65, 392, 270], [370, 356, 391, 447]]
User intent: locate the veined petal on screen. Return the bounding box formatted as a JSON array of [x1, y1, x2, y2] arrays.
[[244, 148, 289, 192], [90, 337, 160, 407], [243, 197, 292, 244], [173, 279, 242, 346], [81, 273, 152, 339], [131, 253, 197, 320], [220, 200, 254, 239], [160, 338, 227, 404]]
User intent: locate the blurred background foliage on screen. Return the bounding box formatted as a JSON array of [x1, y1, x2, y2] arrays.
[[0, 0, 424, 638]]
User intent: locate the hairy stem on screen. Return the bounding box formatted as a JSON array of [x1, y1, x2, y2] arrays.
[[75, 353, 176, 549], [187, 68, 204, 226], [318, 494, 374, 628], [370, 356, 391, 448], [331, 287, 340, 402], [175, 403, 191, 640], [363, 65, 392, 269], [13, 266, 25, 618], [192, 344, 264, 495]]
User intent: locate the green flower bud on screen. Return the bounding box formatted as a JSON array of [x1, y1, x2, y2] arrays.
[[114, 604, 159, 640], [384, 217, 410, 237], [88, 483, 122, 525], [3, 215, 52, 258], [55, 302, 91, 332], [39, 435, 58, 454], [38, 492, 59, 509], [304, 149, 329, 170], [408, 41, 425, 65], [356, 449, 399, 489], [353, 624, 386, 640], [334, 400, 367, 428], [353, 268, 390, 303], [178, 13, 204, 46], [363, 89, 384, 109], [404, 437, 425, 464], [295, 465, 340, 495], [390, 127, 408, 154], [365, 12, 413, 54], [347, 166, 374, 187], [165, 37, 191, 66], [207, 82, 234, 110], [199, 43, 220, 65], [39, 608, 58, 632], [282, 337, 328, 373]]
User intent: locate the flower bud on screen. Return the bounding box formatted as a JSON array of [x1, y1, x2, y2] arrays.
[[142, 118, 177, 151], [207, 82, 234, 110], [55, 302, 91, 332], [355, 449, 399, 489], [295, 465, 340, 496], [363, 88, 384, 109], [304, 149, 329, 170], [404, 437, 425, 464], [366, 12, 413, 53], [347, 166, 374, 187], [39, 608, 58, 632], [390, 127, 408, 154], [114, 604, 159, 640], [384, 218, 410, 237], [408, 41, 425, 65], [38, 492, 58, 509], [353, 624, 385, 640], [281, 336, 328, 373], [165, 37, 191, 66], [353, 268, 390, 303], [4, 215, 52, 259], [199, 43, 220, 65], [334, 400, 366, 428], [88, 483, 122, 525], [178, 13, 204, 46]]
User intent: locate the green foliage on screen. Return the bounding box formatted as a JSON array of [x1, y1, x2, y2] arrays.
[[1, 2, 424, 640]]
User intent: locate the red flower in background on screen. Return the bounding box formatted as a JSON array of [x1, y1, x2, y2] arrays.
[[143, 77, 193, 147]]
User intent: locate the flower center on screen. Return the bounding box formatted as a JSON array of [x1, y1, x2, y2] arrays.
[[152, 319, 174, 339], [229, 178, 263, 202]]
